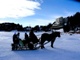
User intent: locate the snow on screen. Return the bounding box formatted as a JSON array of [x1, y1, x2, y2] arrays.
[[0, 31, 80, 60]]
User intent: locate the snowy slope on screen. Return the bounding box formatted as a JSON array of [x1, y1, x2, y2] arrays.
[[0, 32, 80, 60]]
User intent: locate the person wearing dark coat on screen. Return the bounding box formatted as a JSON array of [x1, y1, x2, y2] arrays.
[[13, 33, 18, 44], [28, 30, 39, 49], [24, 32, 28, 40], [12, 32, 20, 50], [29, 30, 39, 44], [23, 33, 29, 47]]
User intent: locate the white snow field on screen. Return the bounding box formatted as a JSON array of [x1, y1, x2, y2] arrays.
[[0, 31, 80, 60]]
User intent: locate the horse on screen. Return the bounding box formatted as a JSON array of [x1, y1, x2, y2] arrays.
[[40, 31, 60, 49]]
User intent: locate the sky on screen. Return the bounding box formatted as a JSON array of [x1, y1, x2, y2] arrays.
[[0, 0, 80, 27]]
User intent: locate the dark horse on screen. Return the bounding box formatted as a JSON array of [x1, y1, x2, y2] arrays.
[[40, 31, 60, 49]]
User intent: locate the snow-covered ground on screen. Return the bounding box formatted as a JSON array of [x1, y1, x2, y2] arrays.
[[0, 31, 80, 60]]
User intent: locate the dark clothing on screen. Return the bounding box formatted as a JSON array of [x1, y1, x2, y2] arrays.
[[13, 34, 17, 42], [13, 33, 20, 44], [29, 30, 39, 44], [23, 33, 29, 45], [25, 33, 28, 40], [13, 34, 19, 44]]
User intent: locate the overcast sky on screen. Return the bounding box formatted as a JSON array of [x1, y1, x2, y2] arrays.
[[0, 0, 80, 27]]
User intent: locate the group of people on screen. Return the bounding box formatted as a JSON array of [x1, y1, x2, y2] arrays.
[[12, 30, 39, 50]]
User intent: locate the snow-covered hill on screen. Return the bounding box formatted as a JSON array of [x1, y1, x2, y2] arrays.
[[0, 32, 80, 60]]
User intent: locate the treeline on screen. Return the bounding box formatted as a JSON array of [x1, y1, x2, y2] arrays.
[[0, 23, 52, 31], [0, 12, 80, 32], [24, 23, 52, 32], [63, 12, 80, 32], [0, 23, 23, 31]]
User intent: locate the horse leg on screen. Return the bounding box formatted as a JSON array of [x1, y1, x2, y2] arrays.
[[51, 39, 55, 48], [41, 43, 45, 49], [40, 41, 45, 49]]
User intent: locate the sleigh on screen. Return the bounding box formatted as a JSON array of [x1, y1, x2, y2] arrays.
[[11, 40, 50, 51], [11, 38, 50, 51], [11, 41, 37, 50]]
